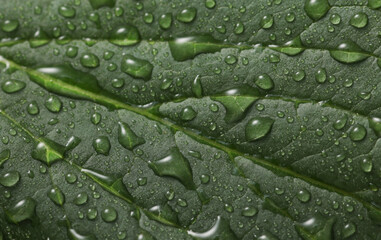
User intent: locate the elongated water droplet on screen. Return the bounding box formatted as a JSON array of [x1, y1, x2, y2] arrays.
[[118, 122, 145, 150], [47, 186, 65, 206], [121, 55, 153, 81], [260, 15, 274, 29], [89, 0, 116, 9], [29, 29, 50, 48], [1, 19, 19, 32], [176, 8, 197, 23], [1, 80, 25, 93], [330, 41, 369, 64], [81, 168, 133, 200], [304, 0, 330, 21], [58, 5, 76, 18], [361, 157, 372, 173], [27, 101, 39, 115], [242, 207, 257, 217], [149, 147, 195, 190], [245, 117, 274, 141], [296, 215, 335, 240], [93, 136, 111, 155], [349, 124, 367, 141], [5, 197, 36, 224], [149, 204, 179, 225], [272, 36, 305, 56], [169, 35, 226, 61], [0, 171, 20, 187], [0, 149, 10, 167], [109, 26, 140, 46], [159, 13, 172, 29]]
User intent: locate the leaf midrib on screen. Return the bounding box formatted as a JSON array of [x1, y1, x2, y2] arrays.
[[0, 55, 380, 220]]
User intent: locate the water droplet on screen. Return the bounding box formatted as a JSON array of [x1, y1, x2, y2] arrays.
[[5, 197, 36, 223], [260, 15, 274, 29], [27, 101, 39, 115], [234, 22, 244, 34], [101, 206, 117, 222], [181, 106, 197, 121], [65, 173, 77, 184], [68, 228, 96, 240], [93, 136, 111, 155], [342, 222, 356, 238], [242, 207, 257, 217], [90, 113, 101, 125], [159, 13, 172, 29], [80, 53, 99, 68], [47, 186, 65, 206], [109, 26, 140, 46], [1, 19, 19, 32], [304, 0, 330, 21], [293, 70, 305, 82], [74, 192, 88, 205], [368, 0, 381, 9], [255, 74, 274, 90], [169, 35, 225, 61], [315, 68, 327, 83], [350, 12, 368, 29], [330, 41, 369, 63], [205, 0, 216, 9], [176, 8, 197, 23], [224, 55, 237, 65], [369, 117, 381, 137], [118, 122, 145, 150], [333, 115, 348, 130], [121, 55, 153, 81], [0, 171, 20, 187], [112, 78, 124, 88], [296, 215, 335, 240], [349, 124, 367, 141], [285, 13, 295, 22], [0, 149, 10, 167], [297, 189, 311, 203], [87, 208, 98, 220], [45, 96, 62, 113], [1, 80, 26, 94], [361, 157, 372, 173], [31, 140, 65, 165], [245, 117, 274, 141], [149, 147, 195, 190], [329, 14, 341, 25], [200, 174, 210, 184], [58, 5, 76, 18], [89, 0, 116, 9]]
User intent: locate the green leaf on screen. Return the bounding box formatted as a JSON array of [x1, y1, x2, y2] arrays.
[[0, 0, 381, 239]]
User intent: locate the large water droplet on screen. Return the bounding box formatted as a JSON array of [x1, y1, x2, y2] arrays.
[[296, 215, 335, 240], [58, 5, 76, 18], [47, 186, 65, 206], [349, 124, 367, 141], [0, 171, 20, 187], [176, 8, 197, 23], [272, 36, 305, 56], [350, 12, 368, 29], [27, 101, 40, 115], [260, 15, 274, 29], [121, 55, 153, 81], [0, 149, 10, 167], [74, 192, 88, 205], [118, 122, 145, 150], [361, 157, 372, 173], [245, 117, 274, 141], [149, 147, 195, 190], [159, 13, 172, 29], [1, 80, 26, 94], [101, 206, 118, 222], [29, 29, 50, 48], [241, 207, 257, 217], [93, 136, 111, 155], [109, 26, 140, 46], [333, 115, 348, 130], [304, 0, 330, 21], [148, 204, 179, 225], [1, 19, 19, 32], [368, 0, 381, 9], [330, 41, 369, 64], [169, 35, 226, 61], [5, 197, 36, 224], [297, 189, 311, 203], [31, 139, 65, 165]]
